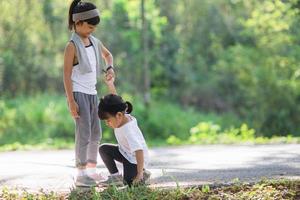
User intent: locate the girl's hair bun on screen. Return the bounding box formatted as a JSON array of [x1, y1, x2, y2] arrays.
[[125, 101, 133, 114], [98, 94, 134, 120]]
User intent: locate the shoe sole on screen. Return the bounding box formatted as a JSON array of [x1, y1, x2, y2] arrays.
[[75, 182, 97, 187], [99, 181, 124, 187]]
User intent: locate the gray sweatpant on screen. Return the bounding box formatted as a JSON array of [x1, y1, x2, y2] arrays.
[[73, 92, 101, 167]]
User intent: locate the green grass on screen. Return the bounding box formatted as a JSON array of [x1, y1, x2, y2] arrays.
[[1, 134, 299, 152], [166, 122, 300, 146], [0, 93, 299, 152], [1, 179, 299, 200], [0, 139, 73, 152]]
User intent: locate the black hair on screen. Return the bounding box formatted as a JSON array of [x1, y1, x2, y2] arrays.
[[68, 0, 100, 30], [98, 94, 133, 120]]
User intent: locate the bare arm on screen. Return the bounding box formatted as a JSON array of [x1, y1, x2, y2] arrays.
[[101, 43, 115, 77], [133, 150, 144, 184], [101, 43, 113, 67], [100, 42, 117, 95], [63, 42, 79, 118], [105, 75, 117, 95]]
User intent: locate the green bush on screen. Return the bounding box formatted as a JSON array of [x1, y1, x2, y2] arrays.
[[166, 121, 300, 145], [0, 94, 242, 148], [188, 122, 256, 144], [2, 94, 298, 149], [131, 100, 241, 142], [0, 94, 74, 145]]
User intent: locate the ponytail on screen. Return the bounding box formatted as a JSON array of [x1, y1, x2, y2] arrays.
[[125, 101, 133, 114], [68, 0, 81, 30], [98, 94, 134, 120]]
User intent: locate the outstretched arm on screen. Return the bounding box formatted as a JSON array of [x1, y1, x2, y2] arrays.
[[101, 43, 115, 78], [105, 73, 117, 95]]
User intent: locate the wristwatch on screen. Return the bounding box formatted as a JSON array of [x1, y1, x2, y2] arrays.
[[102, 65, 114, 73], [106, 65, 114, 72]]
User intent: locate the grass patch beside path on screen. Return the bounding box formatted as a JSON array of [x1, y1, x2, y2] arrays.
[[0, 139, 73, 152], [1, 179, 299, 200], [1, 137, 299, 152]]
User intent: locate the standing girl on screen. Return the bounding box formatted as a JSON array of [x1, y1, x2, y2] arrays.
[[63, 0, 115, 187]]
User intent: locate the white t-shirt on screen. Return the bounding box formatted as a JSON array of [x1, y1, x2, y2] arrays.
[[71, 44, 97, 95], [114, 115, 149, 166]]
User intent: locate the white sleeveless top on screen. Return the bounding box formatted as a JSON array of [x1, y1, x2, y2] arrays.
[[71, 44, 97, 95]]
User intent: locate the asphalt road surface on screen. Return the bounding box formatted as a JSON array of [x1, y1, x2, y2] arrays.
[[0, 144, 299, 193]]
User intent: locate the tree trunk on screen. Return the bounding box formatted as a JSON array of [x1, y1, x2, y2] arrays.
[[141, 0, 150, 106]]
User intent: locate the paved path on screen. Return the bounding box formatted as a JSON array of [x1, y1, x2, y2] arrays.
[[0, 144, 299, 193]]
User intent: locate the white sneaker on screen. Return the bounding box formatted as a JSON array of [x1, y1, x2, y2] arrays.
[[75, 175, 97, 187]]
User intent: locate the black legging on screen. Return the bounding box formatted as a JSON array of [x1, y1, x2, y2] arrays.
[[99, 143, 137, 186]]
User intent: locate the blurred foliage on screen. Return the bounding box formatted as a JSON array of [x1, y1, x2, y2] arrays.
[[0, 94, 242, 148], [166, 121, 299, 145], [1, 0, 300, 142], [0, 94, 298, 150]]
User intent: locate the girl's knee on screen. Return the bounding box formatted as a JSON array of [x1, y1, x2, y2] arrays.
[[98, 143, 109, 154]]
